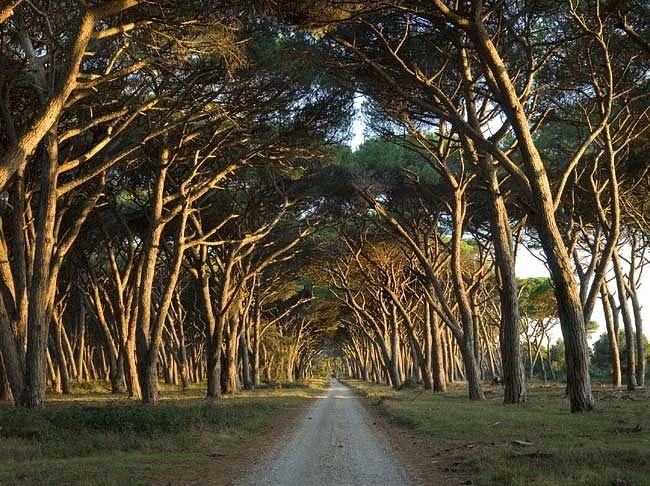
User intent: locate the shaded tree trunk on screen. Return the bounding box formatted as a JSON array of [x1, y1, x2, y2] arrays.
[[612, 251, 636, 390], [478, 154, 526, 403], [601, 282, 622, 387], [24, 130, 59, 408]]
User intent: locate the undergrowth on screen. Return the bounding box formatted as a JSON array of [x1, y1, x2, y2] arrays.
[[0, 380, 324, 484]]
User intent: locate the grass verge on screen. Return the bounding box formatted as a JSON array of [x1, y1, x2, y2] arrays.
[[0, 379, 326, 485], [345, 380, 650, 486]]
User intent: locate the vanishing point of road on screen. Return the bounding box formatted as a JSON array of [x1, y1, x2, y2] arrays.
[[236, 379, 413, 486]]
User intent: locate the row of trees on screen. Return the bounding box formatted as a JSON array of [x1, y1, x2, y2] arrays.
[[0, 1, 648, 413], [312, 136, 647, 401], [281, 0, 648, 412], [0, 1, 351, 407]]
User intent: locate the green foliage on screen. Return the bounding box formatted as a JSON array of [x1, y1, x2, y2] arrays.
[[518, 277, 557, 319], [352, 136, 438, 184], [592, 332, 650, 380]]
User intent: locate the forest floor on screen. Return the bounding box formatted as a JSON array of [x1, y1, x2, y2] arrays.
[[345, 379, 650, 486], [1, 380, 648, 485], [159, 379, 466, 485]]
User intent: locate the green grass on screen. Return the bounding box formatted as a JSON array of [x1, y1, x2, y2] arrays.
[[345, 380, 650, 486], [0, 380, 326, 485]]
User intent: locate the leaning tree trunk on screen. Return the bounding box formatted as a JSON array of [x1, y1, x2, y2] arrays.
[[464, 16, 594, 412], [482, 155, 526, 404], [450, 191, 485, 401]]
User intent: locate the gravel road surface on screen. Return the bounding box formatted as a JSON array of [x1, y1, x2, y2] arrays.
[[235, 379, 413, 486]]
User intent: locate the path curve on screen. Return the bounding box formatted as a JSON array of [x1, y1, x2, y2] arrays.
[[235, 379, 413, 486]]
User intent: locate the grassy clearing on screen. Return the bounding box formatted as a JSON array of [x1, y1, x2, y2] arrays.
[[346, 380, 650, 486], [0, 379, 326, 485]]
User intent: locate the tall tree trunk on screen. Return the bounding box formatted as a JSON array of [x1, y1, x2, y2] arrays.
[[52, 310, 70, 394], [430, 307, 447, 392], [601, 282, 622, 387], [389, 321, 402, 389], [450, 191, 485, 401], [135, 153, 189, 404], [74, 292, 86, 383], [123, 333, 141, 398], [25, 129, 59, 408], [423, 301, 434, 390], [627, 238, 645, 386], [224, 309, 241, 394], [630, 290, 645, 387], [176, 319, 190, 390], [466, 13, 593, 411], [252, 294, 261, 389], [612, 251, 636, 390], [198, 248, 223, 399], [239, 326, 253, 390], [479, 155, 526, 403]]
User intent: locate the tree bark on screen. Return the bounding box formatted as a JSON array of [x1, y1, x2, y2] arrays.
[[612, 251, 636, 390], [52, 310, 71, 394], [601, 282, 622, 387], [429, 306, 447, 392], [487, 164, 526, 403], [24, 129, 60, 408], [0, 297, 26, 405]]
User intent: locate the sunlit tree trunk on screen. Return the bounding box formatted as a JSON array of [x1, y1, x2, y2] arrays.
[[429, 304, 447, 392]]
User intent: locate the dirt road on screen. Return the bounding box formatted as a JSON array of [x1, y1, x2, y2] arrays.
[[235, 379, 413, 486]]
